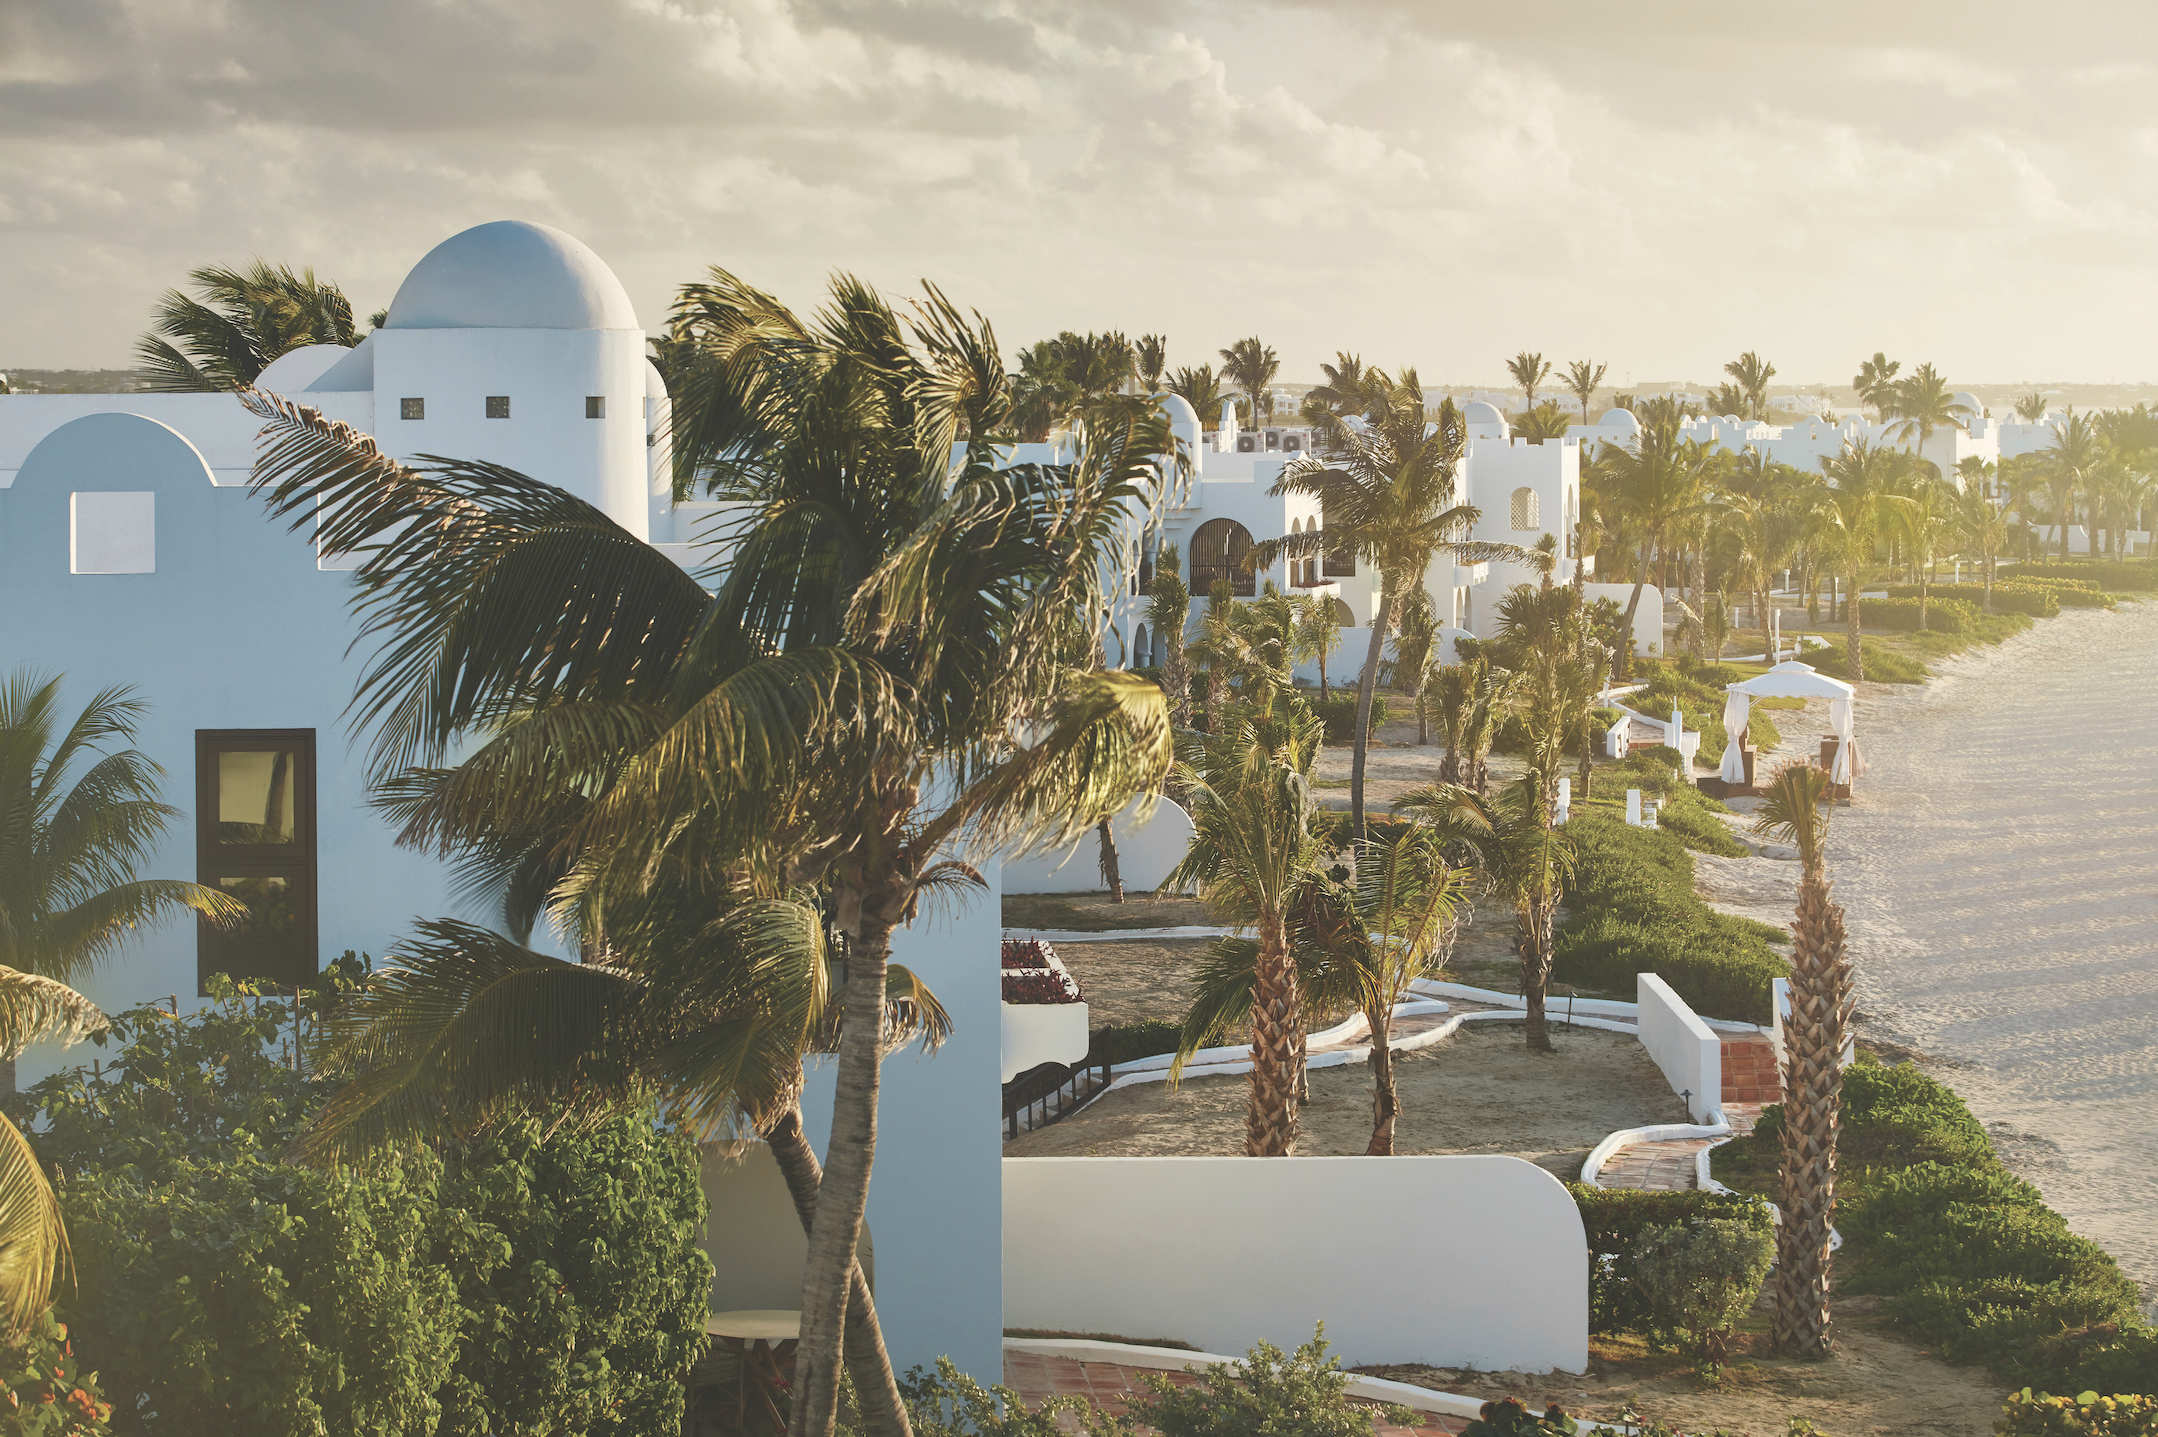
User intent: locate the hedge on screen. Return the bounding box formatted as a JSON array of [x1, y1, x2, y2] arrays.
[[1565, 1184, 1774, 1336], [2005, 560, 2156, 592], [1715, 1057, 2158, 1399], [1552, 811, 1786, 1023], [1858, 594, 1982, 634], [1884, 582, 2059, 618]]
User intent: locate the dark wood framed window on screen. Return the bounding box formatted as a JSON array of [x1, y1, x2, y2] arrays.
[[1189, 518, 1256, 597], [196, 730, 318, 993]]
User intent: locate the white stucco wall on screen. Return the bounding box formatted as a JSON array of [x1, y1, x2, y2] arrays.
[[1002, 795, 1195, 895], [1637, 973, 1721, 1122], [1000, 1001, 1091, 1082], [1003, 1155, 1589, 1372]]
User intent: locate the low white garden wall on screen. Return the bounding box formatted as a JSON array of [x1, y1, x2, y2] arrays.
[[1003, 1155, 1588, 1372], [1000, 1001, 1090, 1083], [1003, 795, 1195, 894], [1636, 973, 1721, 1122]]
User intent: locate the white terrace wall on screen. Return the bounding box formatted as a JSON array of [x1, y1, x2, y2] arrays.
[[1002, 795, 1195, 895], [1004, 1155, 1589, 1372], [1637, 973, 1721, 1122]]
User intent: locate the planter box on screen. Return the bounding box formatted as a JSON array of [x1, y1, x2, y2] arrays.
[[1001, 1000, 1090, 1084]]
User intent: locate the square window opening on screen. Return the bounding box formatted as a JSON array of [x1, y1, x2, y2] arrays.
[[585, 396, 606, 419], [400, 397, 425, 420], [485, 395, 511, 419]]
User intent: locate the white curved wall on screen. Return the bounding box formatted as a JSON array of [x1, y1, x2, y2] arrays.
[[1003, 795, 1194, 895], [1004, 1155, 1588, 1372], [1000, 1001, 1091, 1082]]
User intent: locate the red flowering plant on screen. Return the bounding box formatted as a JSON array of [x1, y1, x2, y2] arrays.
[[0, 1313, 113, 1435], [1000, 969, 1083, 1004], [1000, 938, 1061, 970]]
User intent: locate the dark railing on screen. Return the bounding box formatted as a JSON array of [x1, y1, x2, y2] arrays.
[[1002, 1060, 1115, 1140]]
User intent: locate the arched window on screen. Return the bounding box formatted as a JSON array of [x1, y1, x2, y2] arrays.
[[1133, 624, 1149, 670], [1190, 518, 1256, 597], [1320, 503, 1355, 577], [1510, 487, 1541, 531], [1331, 597, 1355, 627]]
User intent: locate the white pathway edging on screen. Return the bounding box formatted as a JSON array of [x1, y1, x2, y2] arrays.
[[1578, 1116, 1732, 1189], [1005, 925, 1231, 942], [1408, 980, 1766, 1035], [1002, 1338, 1644, 1432]]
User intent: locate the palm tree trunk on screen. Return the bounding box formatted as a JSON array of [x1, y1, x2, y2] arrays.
[[1519, 889, 1556, 1053], [1318, 649, 1328, 697], [1774, 863, 1853, 1360], [1348, 590, 1398, 844], [1205, 663, 1225, 735], [1616, 561, 1650, 681], [1163, 633, 1191, 730], [790, 886, 902, 1437], [1246, 908, 1300, 1156], [765, 1105, 913, 1437], [1843, 564, 1865, 684], [1416, 687, 1429, 746], [1364, 1001, 1399, 1155], [1096, 820, 1125, 903]]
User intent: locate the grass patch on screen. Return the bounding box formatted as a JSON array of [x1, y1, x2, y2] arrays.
[[1553, 810, 1786, 1023], [1710, 1055, 2158, 1397], [1807, 638, 1931, 684]]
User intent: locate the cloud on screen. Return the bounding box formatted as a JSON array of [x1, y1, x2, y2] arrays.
[[1, 0, 2154, 383]]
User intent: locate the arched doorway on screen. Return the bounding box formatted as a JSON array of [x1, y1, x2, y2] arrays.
[[1190, 518, 1256, 597], [1133, 623, 1149, 670]]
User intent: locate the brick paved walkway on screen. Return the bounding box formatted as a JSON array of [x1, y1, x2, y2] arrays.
[[1001, 1352, 1467, 1434], [1597, 1033, 1778, 1192]]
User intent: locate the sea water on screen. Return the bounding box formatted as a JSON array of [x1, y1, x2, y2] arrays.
[[1830, 599, 2158, 1302]]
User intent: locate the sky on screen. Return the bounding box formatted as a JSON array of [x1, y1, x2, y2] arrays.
[[3, 0, 2155, 386]]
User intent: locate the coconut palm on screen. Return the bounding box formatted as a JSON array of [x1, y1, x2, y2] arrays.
[[2043, 410, 2105, 560], [1950, 458, 2011, 608], [0, 674, 245, 1044], [1505, 351, 1551, 412], [245, 270, 1179, 1437], [1344, 827, 1468, 1151], [0, 969, 108, 1334], [1815, 438, 1919, 682], [134, 260, 364, 393], [1884, 362, 1972, 475], [1512, 401, 1573, 444], [1724, 352, 1777, 421], [1752, 761, 1851, 1360], [1711, 468, 1807, 651], [1148, 543, 1193, 728], [1851, 352, 1901, 421], [1300, 353, 1391, 424], [1219, 337, 1280, 430], [1246, 377, 1527, 841], [1590, 399, 1720, 673], [1708, 383, 1748, 419], [1168, 364, 1228, 431], [1429, 654, 1510, 794], [1136, 334, 1168, 392], [1291, 592, 1343, 696], [1898, 476, 1959, 626], [1563, 360, 1607, 424], [2014, 391, 2049, 423], [1389, 590, 1439, 743], [1163, 696, 1327, 1155]]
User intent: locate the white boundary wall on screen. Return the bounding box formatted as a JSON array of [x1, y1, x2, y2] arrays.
[[1000, 1001, 1090, 1083], [1004, 1156, 1588, 1372], [1003, 796, 1195, 894], [1637, 973, 1721, 1122]]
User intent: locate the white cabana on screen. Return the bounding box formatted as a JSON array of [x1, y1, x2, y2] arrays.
[[1721, 661, 1861, 788]]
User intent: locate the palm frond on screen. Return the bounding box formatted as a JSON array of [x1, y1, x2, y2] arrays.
[[0, 1116, 65, 1338]]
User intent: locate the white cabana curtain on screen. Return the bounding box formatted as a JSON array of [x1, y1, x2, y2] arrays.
[[1830, 696, 1866, 784], [1719, 689, 1751, 784]]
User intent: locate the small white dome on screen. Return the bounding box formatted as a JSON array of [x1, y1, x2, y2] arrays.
[[383, 220, 640, 331], [1597, 407, 1640, 432], [645, 358, 668, 399], [1951, 391, 1983, 417], [1464, 400, 1506, 426], [1158, 391, 1200, 433]]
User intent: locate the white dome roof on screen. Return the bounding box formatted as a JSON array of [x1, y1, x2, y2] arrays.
[[382, 220, 640, 331], [1952, 391, 1983, 417], [1597, 407, 1640, 432], [1463, 400, 1506, 426], [254, 343, 354, 393]]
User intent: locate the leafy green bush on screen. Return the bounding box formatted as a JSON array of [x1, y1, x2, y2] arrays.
[[1884, 583, 2058, 617], [1858, 595, 1980, 634], [1565, 1186, 1773, 1336], [20, 977, 710, 1437], [0, 1313, 114, 1434], [1553, 813, 1786, 1022], [1121, 1330, 1411, 1437], [1312, 694, 1387, 741], [2004, 560, 2155, 592], [1627, 1219, 1772, 1360], [2000, 1389, 2158, 1436], [1808, 640, 1929, 684], [1655, 803, 1747, 858], [898, 1358, 1112, 1437]]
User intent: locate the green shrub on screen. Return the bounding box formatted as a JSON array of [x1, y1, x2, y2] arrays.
[[1655, 802, 1747, 858], [1312, 693, 1387, 741], [1566, 1185, 1774, 1336], [1553, 813, 1786, 1022], [898, 1358, 1114, 1437], [1809, 640, 1929, 684], [2004, 560, 2156, 592], [1121, 1330, 1411, 1437], [1858, 595, 1980, 633], [1884, 582, 2059, 617], [0, 1312, 115, 1433], [2000, 1389, 2158, 1436], [1627, 1219, 1773, 1359]]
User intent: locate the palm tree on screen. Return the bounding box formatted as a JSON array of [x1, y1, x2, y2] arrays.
[[1563, 360, 1607, 424], [1345, 827, 1468, 1151], [1713, 465, 1807, 652], [2044, 410, 2105, 560], [1389, 590, 1439, 742], [134, 260, 364, 393], [1723, 351, 1777, 420], [1148, 543, 1193, 728], [1708, 382, 1748, 419], [1512, 401, 1573, 443], [1163, 697, 1327, 1155], [1815, 438, 1919, 682], [1300, 353, 1391, 424], [1851, 352, 1901, 421], [1752, 761, 1851, 1361], [1168, 364, 1227, 432], [1219, 337, 1280, 430], [1589, 399, 1719, 673], [0, 674, 245, 1088], [1899, 476, 1958, 627], [1291, 592, 1343, 696], [1885, 362, 1972, 475], [0, 969, 108, 1334], [1505, 351, 1551, 412], [1136, 334, 1168, 392], [245, 270, 1179, 1437], [2014, 391, 2049, 423], [1247, 377, 1527, 841], [1950, 458, 2011, 608]]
